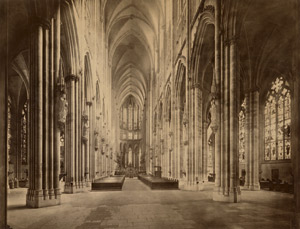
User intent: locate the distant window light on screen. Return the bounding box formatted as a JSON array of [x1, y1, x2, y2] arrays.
[[264, 77, 291, 161]]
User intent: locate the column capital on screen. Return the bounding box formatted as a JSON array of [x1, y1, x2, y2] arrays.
[[224, 36, 239, 46], [65, 74, 79, 82], [82, 114, 88, 122], [29, 16, 51, 29], [192, 82, 202, 89], [82, 136, 88, 143], [245, 85, 260, 94], [204, 5, 215, 14]]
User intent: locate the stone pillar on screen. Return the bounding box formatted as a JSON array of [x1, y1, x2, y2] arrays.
[[244, 90, 260, 190], [0, 0, 7, 224], [212, 99, 221, 193], [75, 78, 79, 187], [48, 17, 54, 200], [149, 148, 153, 174], [105, 144, 109, 176], [82, 113, 88, 187], [212, 0, 222, 197], [42, 26, 49, 199], [292, 76, 300, 229], [229, 38, 239, 199], [53, 3, 61, 199], [86, 102, 92, 186], [64, 75, 77, 193], [176, 106, 181, 180], [291, 3, 300, 224], [212, 136, 216, 175], [194, 85, 202, 188], [203, 121, 209, 182], [213, 36, 240, 202], [26, 14, 61, 207]]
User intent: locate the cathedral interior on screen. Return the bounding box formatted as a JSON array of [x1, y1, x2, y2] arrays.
[[1, 0, 300, 228]]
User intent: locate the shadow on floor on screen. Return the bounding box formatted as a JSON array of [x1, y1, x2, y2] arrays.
[[7, 204, 28, 210]]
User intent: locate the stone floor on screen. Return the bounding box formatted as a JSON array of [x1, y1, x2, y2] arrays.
[[8, 178, 293, 229]]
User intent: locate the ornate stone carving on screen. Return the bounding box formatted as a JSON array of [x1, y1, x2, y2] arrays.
[[210, 98, 219, 133], [56, 86, 68, 131], [94, 131, 99, 150], [65, 74, 79, 82], [204, 5, 215, 14], [183, 113, 189, 126], [82, 114, 89, 142]]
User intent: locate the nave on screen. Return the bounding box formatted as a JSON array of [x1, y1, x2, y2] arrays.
[[8, 178, 292, 229], [1, 0, 300, 228]]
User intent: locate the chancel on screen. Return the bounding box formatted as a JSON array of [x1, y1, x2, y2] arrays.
[[0, 0, 300, 228]]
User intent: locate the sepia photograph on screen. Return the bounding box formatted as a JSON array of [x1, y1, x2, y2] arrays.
[[0, 0, 300, 228]]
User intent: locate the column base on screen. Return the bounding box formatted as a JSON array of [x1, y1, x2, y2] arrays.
[[178, 179, 186, 190], [86, 180, 91, 187], [64, 182, 86, 193], [291, 212, 300, 229], [48, 189, 55, 199], [213, 190, 241, 203], [14, 180, 19, 188], [26, 189, 61, 208], [243, 183, 260, 191]]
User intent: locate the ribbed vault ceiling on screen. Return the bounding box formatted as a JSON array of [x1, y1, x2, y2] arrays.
[[105, 0, 162, 110]]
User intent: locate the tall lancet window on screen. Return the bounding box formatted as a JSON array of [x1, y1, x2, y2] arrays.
[[239, 99, 246, 163], [121, 96, 141, 132], [120, 107, 123, 127], [21, 101, 28, 164], [264, 76, 291, 161], [134, 104, 138, 130], [123, 106, 127, 129], [128, 101, 132, 130], [137, 106, 140, 130]]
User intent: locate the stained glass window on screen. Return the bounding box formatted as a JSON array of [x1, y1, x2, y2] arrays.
[[134, 104, 138, 130], [21, 101, 28, 164], [123, 107, 127, 128], [121, 96, 141, 132], [239, 99, 246, 163], [128, 103, 132, 130], [264, 77, 291, 161]]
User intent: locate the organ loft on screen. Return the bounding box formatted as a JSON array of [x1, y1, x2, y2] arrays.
[[0, 0, 300, 228]]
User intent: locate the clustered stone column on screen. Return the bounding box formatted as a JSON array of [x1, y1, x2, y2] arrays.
[[212, 0, 240, 203], [202, 121, 209, 183], [85, 101, 92, 186], [82, 112, 89, 186], [26, 3, 62, 207], [64, 74, 85, 193], [213, 37, 240, 202], [244, 90, 260, 190], [193, 84, 202, 188], [292, 41, 300, 228]]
